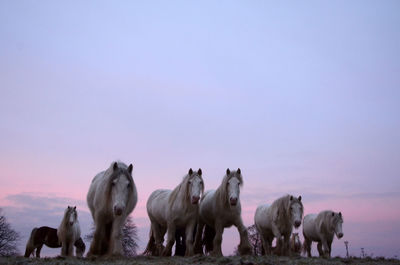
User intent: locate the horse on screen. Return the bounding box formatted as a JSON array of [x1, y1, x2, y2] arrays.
[[57, 206, 81, 257], [144, 168, 204, 256], [86, 161, 138, 257], [290, 232, 301, 254], [24, 226, 85, 258], [302, 210, 343, 258], [193, 168, 252, 256], [254, 195, 303, 256]]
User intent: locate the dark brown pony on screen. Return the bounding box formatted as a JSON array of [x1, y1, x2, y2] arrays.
[[24, 226, 85, 257]]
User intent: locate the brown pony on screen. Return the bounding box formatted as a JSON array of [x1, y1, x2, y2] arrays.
[[24, 226, 85, 257]]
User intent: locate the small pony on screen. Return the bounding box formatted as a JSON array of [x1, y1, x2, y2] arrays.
[[24, 226, 85, 258], [87, 161, 138, 257], [254, 195, 303, 256], [194, 168, 252, 256], [57, 206, 81, 257], [144, 168, 204, 256], [302, 210, 343, 258]]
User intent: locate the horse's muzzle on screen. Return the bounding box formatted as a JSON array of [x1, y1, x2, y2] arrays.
[[294, 220, 301, 228], [114, 206, 123, 216], [230, 198, 238, 206], [69, 222, 74, 226], [191, 196, 200, 204], [337, 233, 343, 239]]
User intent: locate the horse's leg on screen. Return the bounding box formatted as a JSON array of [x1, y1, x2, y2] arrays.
[[150, 222, 164, 256], [210, 221, 223, 256], [260, 233, 269, 256], [67, 241, 74, 257], [317, 242, 324, 257], [193, 220, 205, 254], [36, 244, 43, 258], [184, 220, 196, 256], [327, 239, 333, 257], [283, 233, 291, 256], [235, 217, 252, 255], [109, 217, 124, 256], [61, 241, 67, 256], [88, 220, 105, 257], [320, 236, 330, 258], [162, 222, 176, 256], [303, 236, 312, 257]]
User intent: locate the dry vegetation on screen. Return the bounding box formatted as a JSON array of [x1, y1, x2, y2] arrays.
[[0, 255, 399, 265]]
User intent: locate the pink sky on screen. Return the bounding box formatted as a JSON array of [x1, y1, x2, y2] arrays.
[[1, 0, 400, 258]]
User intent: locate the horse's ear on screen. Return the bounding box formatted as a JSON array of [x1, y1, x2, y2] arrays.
[[113, 162, 118, 171], [339, 212, 342, 217], [290, 196, 293, 201], [237, 168, 241, 174], [226, 168, 230, 175], [68, 206, 70, 209], [188, 168, 193, 176], [332, 212, 335, 217], [128, 164, 133, 174], [198, 168, 202, 176], [74, 206, 76, 210], [298, 196, 302, 202]]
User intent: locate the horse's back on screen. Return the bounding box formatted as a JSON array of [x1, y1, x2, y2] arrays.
[[303, 214, 318, 240], [254, 204, 271, 231], [147, 189, 171, 225]]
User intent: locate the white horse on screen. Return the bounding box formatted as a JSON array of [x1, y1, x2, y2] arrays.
[[302, 210, 343, 258], [57, 206, 81, 257], [86, 161, 137, 257], [144, 168, 204, 256], [254, 195, 303, 256], [194, 168, 252, 256]]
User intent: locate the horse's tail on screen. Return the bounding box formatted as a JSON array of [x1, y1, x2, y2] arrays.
[[74, 237, 86, 257], [143, 228, 156, 255], [301, 235, 309, 256], [203, 224, 215, 254], [24, 227, 38, 257]]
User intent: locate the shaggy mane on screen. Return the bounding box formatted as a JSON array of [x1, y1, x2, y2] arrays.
[[215, 170, 243, 206]]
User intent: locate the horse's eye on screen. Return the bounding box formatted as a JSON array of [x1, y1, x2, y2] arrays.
[[290, 206, 293, 210], [127, 183, 131, 188], [111, 182, 115, 186]]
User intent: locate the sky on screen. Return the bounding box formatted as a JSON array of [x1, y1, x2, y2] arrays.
[[0, 0, 399, 258]]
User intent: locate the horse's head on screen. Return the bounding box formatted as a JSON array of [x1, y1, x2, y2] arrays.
[[289, 195, 303, 228], [65, 206, 77, 226], [331, 211, 344, 239], [187, 168, 204, 204], [109, 162, 134, 217], [226, 168, 243, 206]]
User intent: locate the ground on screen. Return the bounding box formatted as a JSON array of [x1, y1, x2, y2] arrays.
[[0, 256, 398, 265]]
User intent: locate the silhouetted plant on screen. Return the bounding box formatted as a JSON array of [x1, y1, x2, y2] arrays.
[[0, 209, 20, 256]]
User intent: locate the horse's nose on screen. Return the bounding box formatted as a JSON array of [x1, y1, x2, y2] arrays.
[[294, 220, 301, 227], [338, 233, 343, 238], [230, 197, 238, 206], [69, 222, 74, 226], [114, 206, 123, 216], [191, 196, 200, 204]]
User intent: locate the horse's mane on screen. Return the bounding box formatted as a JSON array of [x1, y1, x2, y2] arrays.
[[273, 195, 303, 224], [324, 210, 343, 229], [168, 171, 203, 212], [215, 169, 243, 206], [58, 207, 77, 239], [104, 161, 134, 202]]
